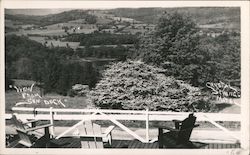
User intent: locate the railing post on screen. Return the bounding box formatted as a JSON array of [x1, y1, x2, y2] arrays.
[[146, 108, 149, 143], [49, 107, 55, 138]]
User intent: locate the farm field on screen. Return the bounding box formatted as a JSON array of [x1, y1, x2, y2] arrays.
[[45, 40, 80, 49], [18, 29, 67, 36], [28, 36, 81, 49], [46, 22, 97, 32], [28, 36, 46, 43]]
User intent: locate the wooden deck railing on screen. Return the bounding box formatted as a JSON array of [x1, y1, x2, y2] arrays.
[[5, 107, 241, 144]]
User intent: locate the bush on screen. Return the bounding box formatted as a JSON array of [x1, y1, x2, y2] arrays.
[[67, 89, 77, 97], [88, 60, 216, 112]]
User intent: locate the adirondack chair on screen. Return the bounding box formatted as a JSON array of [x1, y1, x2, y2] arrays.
[[8, 114, 53, 148], [158, 113, 199, 148], [67, 120, 115, 148]]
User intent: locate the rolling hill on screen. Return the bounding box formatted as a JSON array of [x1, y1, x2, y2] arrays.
[[108, 7, 240, 29]]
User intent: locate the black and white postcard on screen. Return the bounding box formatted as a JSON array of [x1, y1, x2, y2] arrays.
[[0, 1, 249, 155]]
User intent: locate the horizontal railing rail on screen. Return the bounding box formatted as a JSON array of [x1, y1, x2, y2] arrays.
[[7, 107, 241, 121], [5, 107, 241, 144]]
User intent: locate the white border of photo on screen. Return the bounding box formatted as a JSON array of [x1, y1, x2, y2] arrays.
[[0, 1, 249, 155]]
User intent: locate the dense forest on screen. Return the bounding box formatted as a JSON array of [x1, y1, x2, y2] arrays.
[[5, 35, 99, 95], [75, 45, 130, 61], [65, 32, 138, 46]]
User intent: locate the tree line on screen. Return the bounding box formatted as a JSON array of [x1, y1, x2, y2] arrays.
[[75, 45, 130, 61], [64, 32, 138, 46]]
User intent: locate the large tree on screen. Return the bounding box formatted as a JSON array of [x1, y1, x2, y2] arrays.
[[133, 12, 205, 86], [132, 12, 240, 87]]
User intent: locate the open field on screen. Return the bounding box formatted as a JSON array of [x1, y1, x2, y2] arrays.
[[6, 19, 98, 36], [28, 36, 46, 43], [67, 28, 97, 34], [46, 22, 97, 32], [45, 40, 80, 49], [16, 29, 67, 36], [28, 36, 80, 49]]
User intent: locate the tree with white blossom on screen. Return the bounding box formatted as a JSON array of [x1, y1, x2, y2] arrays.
[[88, 60, 217, 112]]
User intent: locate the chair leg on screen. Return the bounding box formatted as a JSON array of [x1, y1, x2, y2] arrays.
[[44, 127, 50, 139], [44, 127, 50, 148], [108, 133, 112, 145], [158, 128, 163, 148]]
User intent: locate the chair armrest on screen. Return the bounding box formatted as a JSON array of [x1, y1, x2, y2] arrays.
[[194, 124, 199, 127], [159, 126, 180, 132], [179, 125, 199, 132], [23, 119, 39, 124], [26, 124, 53, 132], [172, 120, 182, 123], [159, 124, 198, 132], [173, 120, 182, 129], [103, 126, 115, 137]]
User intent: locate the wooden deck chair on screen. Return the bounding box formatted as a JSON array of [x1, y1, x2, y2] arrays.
[[8, 114, 53, 148], [158, 113, 199, 148], [72, 120, 115, 148]]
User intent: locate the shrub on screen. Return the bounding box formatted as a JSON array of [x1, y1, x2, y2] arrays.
[[88, 60, 216, 112]]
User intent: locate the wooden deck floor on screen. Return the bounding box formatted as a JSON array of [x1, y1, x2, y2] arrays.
[[8, 136, 241, 149]]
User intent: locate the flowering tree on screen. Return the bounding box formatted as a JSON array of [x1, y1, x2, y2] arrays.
[[88, 61, 216, 112]]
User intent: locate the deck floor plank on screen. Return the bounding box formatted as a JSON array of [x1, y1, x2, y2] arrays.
[[135, 141, 142, 148], [6, 135, 241, 149], [129, 140, 137, 148]]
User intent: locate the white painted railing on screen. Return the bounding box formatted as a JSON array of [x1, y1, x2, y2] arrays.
[[5, 107, 241, 144]]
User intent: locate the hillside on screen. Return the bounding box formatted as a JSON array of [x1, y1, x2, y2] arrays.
[[5, 9, 73, 16], [108, 7, 240, 29], [6, 7, 240, 30], [5, 9, 96, 26]]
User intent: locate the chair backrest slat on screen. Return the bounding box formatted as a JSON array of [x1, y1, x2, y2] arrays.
[[11, 115, 25, 131], [78, 125, 90, 148], [177, 113, 196, 143], [11, 115, 33, 147], [16, 130, 33, 147], [78, 120, 105, 148], [92, 123, 104, 148], [84, 121, 97, 148]]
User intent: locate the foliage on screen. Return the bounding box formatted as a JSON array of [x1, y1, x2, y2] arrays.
[[75, 45, 130, 61], [65, 32, 138, 46], [88, 61, 217, 112], [67, 84, 90, 97], [5, 35, 100, 94], [85, 14, 97, 24], [132, 12, 240, 87]]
